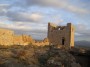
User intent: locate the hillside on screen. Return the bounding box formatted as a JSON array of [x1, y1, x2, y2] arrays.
[[75, 41, 90, 49], [0, 45, 81, 67]]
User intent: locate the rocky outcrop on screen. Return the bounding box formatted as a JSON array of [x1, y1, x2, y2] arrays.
[[0, 44, 82, 67], [38, 48, 81, 67]]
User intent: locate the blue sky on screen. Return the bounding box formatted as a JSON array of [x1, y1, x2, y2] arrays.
[[0, 0, 90, 41]]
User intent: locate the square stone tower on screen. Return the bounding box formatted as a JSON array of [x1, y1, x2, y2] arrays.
[[48, 23, 74, 49]]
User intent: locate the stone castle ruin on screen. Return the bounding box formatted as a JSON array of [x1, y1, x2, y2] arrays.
[[48, 23, 74, 49], [0, 23, 90, 67], [0, 28, 49, 46], [47, 23, 90, 67], [0, 23, 74, 47]]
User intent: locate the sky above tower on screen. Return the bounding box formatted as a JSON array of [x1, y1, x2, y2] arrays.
[[0, 0, 90, 41]]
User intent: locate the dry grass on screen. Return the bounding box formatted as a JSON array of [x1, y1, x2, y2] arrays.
[[0, 44, 49, 67]]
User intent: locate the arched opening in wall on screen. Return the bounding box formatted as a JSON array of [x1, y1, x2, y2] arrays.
[[62, 37, 65, 45]]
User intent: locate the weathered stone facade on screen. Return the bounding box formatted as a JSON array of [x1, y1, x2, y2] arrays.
[[48, 23, 74, 49], [13, 35, 34, 45], [0, 29, 34, 46], [0, 29, 14, 45], [0, 28, 49, 46]]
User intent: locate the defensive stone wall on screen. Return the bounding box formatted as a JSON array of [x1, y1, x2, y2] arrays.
[[0, 29, 35, 46], [0, 28, 49, 46]]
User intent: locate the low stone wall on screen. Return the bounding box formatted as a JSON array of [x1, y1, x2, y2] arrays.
[[33, 42, 49, 46], [33, 38, 49, 46]]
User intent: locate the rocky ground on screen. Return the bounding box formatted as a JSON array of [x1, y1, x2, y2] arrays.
[[0, 45, 81, 67]]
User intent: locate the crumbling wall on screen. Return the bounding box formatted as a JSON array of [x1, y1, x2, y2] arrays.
[[13, 35, 24, 45], [33, 38, 49, 46], [0, 29, 34, 46], [0, 29, 14, 45], [48, 23, 74, 49], [13, 35, 35, 45], [22, 35, 34, 44], [0, 28, 49, 46]]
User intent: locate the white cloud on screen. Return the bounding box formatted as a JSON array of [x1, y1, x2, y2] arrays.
[[0, 21, 31, 30], [75, 23, 90, 36], [30, 13, 43, 22], [0, 4, 10, 16], [6, 11, 43, 22], [22, 0, 89, 14]]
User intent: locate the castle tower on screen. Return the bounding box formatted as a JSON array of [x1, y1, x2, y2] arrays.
[[48, 23, 74, 49]]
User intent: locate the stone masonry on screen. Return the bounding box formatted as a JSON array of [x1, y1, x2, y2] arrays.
[[0, 22, 74, 47], [0, 28, 49, 46], [0, 29, 14, 45], [48, 23, 74, 49], [0, 28, 34, 46]]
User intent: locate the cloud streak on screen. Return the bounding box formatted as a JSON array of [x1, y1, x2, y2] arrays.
[[15, 0, 89, 14], [0, 4, 10, 16], [6, 11, 43, 22]]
